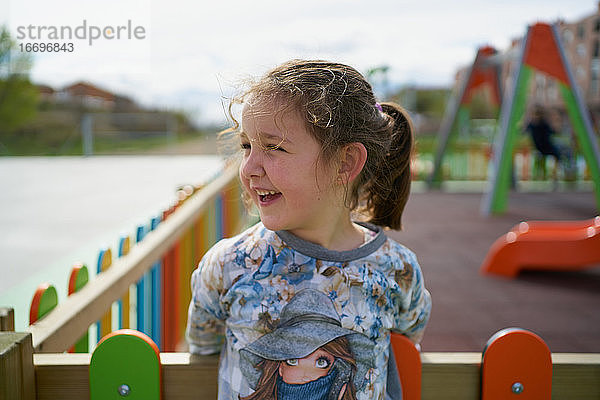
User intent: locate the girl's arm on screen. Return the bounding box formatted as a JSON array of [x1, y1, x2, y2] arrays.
[[186, 248, 227, 355], [392, 252, 432, 345]]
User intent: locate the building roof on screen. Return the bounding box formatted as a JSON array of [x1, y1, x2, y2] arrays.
[[35, 84, 55, 95], [62, 81, 116, 102]]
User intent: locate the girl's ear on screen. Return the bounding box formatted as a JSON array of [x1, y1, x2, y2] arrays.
[[338, 142, 367, 184]]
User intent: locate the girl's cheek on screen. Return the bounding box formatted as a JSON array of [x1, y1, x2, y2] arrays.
[[279, 364, 296, 383]]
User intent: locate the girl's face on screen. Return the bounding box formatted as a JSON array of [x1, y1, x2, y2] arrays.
[[239, 100, 342, 236], [278, 348, 335, 384]]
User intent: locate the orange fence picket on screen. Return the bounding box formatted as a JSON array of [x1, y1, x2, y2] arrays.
[[481, 328, 552, 400], [390, 332, 421, 400]]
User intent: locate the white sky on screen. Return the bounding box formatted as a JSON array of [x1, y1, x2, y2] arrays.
[[1, 0, 596, 125]]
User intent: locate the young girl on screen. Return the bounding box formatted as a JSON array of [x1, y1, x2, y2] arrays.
[[186, 59, 431, 400]]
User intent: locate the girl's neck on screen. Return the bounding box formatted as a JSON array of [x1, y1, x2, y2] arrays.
[[287, 213, 364, 252]]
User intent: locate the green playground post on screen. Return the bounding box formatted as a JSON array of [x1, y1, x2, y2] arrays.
[[560, 85, 600, 208], [483, 62, 532, 215], [456, 106, 471, 137], [429, 66, 473, 187], [552, 17, 600, 210]]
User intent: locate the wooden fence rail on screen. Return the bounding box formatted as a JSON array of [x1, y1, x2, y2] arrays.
[[28, 349, 600, 400]]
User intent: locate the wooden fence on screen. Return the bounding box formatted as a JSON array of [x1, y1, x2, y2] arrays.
[[2, 326, 599, 400], [21, 165, 245, 354]]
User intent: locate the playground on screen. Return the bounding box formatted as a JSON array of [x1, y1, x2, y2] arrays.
[[397, 22, 600, 356]]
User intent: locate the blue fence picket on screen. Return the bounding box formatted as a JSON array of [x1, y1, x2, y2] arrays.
[[136, 225, 151, 337], [150, 215, 162, 349]]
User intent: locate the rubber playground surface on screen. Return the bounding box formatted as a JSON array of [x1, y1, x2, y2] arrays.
[[389, 189, 600, 353]]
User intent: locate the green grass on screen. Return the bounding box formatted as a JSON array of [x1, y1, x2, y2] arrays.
[[93, 135, 179, 154]]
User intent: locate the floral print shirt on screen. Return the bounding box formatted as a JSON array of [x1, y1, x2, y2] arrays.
[[186, 222, 431, 400]]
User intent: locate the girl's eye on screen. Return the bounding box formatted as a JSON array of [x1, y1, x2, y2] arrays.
[[240, 142, 251, 150], [285, 359, 298, 366], [315, 357, 331, 369], [264, 143, 286, 152]]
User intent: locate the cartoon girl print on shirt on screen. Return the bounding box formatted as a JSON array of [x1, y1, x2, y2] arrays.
[[239, 289, 375, 400]]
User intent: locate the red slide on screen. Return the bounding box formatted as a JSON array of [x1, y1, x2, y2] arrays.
[[480, 216, 600, 278]]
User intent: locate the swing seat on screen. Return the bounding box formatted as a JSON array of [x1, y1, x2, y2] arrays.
[[480, 216, 600, 277]]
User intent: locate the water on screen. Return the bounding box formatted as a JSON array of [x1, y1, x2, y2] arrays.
[[0, 155, 224, 331]]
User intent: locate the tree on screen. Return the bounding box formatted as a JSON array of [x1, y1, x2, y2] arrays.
[[366, 65, 391, 99], [0, 26, 38, 135], [392, 87, 450, 118], [468, 89, 498, 119]]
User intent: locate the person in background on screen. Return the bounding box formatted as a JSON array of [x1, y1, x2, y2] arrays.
[[524, 106, 563, 181]]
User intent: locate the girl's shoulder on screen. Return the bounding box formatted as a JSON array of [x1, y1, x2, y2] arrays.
[[203, 221, 281, 260], [382, 235, 418, 261], [364, 233, 420, 273]]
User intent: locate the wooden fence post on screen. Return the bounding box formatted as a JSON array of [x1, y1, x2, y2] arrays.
[[0, 308, 15, 332], [0, 332, 35, 400]]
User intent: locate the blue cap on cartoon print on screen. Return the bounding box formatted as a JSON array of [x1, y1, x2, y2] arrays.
[[239, 289, 375, 391]]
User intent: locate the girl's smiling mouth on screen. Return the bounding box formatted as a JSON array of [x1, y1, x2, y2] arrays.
[[255, 189, 282, 204]]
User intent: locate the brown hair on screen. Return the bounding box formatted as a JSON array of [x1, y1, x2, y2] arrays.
[[226, 59, 414, 230], [240, 336, 357, 400]]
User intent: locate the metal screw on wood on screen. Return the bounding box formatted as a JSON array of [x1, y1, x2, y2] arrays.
[[511, 382, 524, 394], [118, 384, 131, 396]]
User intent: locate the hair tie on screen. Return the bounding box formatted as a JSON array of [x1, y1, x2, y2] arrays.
[[375, 102, 383, 112]]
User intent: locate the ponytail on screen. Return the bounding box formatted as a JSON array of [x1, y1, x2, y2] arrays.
[[363, 102, 414, 230]]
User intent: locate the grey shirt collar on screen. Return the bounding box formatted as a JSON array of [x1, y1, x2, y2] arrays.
[[275, 221, 387, 262]]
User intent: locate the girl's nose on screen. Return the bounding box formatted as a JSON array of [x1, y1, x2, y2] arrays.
[[240, 148, 265, 178], [301, 370, 316, 383]]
